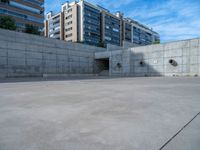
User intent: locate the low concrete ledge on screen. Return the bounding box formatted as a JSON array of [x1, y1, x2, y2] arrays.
[[43, 74, 98, 78]]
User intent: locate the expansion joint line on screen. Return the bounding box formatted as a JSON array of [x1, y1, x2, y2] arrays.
[[159, 111, 200, 150]]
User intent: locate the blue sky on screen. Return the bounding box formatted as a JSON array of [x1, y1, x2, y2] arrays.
[[45, 0, 200, 43]]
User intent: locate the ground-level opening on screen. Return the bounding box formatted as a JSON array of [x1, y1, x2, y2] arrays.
[[95, 58, 109, 76]]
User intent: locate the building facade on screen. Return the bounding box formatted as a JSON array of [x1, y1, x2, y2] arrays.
[[78, 1, 101, 46], [101, 11, 122, 46], [44, 0, 160, 47], [0, 0, 44, 32], [62, 1, 78, 42], [45, 11, 64, 40], [45, 2, 79, 42], [123, 18, 160, 46]]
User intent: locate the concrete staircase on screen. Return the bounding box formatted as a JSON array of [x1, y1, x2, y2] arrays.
[[99, 70, 109, 76]]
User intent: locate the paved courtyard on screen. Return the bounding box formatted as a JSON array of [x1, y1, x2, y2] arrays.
[[0, 77, 200, 150]]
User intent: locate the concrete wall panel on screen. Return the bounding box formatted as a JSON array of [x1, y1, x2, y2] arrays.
[[8, 57, 25, 66], [1, 28, 200, 78], [106, 38, 200, 77], [190, 56, 198, 65], [190, 39, 199, 47], [26, 52, 43, 60], [0, 41, 7, 49], [190, 47, 199, 56], [0, 57, 7, 65], [27, 59, 43, 66], [0, 48, 7, 57], [182, 48, 190, 56], [8, 50, 25, 58], [7, 42, 26, 51], [26, 45, 44, 53], [0, 29, 105, 78]]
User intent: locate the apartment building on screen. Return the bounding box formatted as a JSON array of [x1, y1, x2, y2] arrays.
[[0, 0, 44, 32], [45, 2, 79, 42], [62, 2, 79, 42], [45, 11, 64, 40], [101, 11, 122, 46], [44, 0, 160, 47], [123, 18, 160, 46], [78, 1, 101, 46]]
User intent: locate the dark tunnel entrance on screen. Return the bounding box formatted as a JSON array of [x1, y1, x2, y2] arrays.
[[95, 58, 109, 76]]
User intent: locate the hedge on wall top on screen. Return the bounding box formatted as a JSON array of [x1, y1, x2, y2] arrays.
[[0, 16, 16, 30]]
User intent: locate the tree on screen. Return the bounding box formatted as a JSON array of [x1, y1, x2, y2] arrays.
[[25, 24, 40, 35], [0, 0, 10, 4], [153, 39, 160, 44], [98, 40, 105, 48], [0, 16, 16, 30]]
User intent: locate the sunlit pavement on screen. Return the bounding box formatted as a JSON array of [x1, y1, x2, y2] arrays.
[[0, 77, 200, 150]]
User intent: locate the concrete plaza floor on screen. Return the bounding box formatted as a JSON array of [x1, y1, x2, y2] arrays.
[[0, 77, 200, 150]]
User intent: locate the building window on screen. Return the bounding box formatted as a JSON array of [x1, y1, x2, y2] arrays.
[[66, 27, 72, 32], [53, 21, 60, 25], [67, 8, 72, 13], [53, 15, 60, 20], [24, 0, 43, 6], [54, 26, 60, 30], [67, 21, 72, 25], [0, 8, 43, 23], [113, 28, 119, 32], [105, 36, 111, 41], [9, 1, 41, 14], [66, 14, 72, 20], [63, 6, 66, 11], [66, 33, 72, 38]]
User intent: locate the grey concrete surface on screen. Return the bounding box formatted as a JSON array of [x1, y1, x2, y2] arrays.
[[0, 77, 200, 150], [96, 38, 200, 77], [1, 28, 200, 78], [0, 29, 105, 78], [163, 113, 200, 150]]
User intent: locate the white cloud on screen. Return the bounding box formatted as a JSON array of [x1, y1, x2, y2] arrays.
[[108, 0, 134, 8], [87, 0, 134, 9], [46, 0, 135, 13], [45, 0, 61, 14], [127, 0, 200, 42]]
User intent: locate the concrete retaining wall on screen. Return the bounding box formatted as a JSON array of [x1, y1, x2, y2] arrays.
[[1, 29, 199, 78], [130, 38, 200, 76], [95, 38, 200, 77], [0, 29, 105, 78]]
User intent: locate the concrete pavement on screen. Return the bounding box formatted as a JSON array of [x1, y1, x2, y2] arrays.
[[0, 77, 200, 150]]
